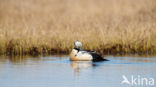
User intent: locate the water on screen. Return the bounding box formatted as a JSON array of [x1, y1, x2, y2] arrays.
[[0, 55, 156, 87]]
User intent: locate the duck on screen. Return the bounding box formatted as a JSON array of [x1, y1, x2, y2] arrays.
[[70, 41, 108, 62]]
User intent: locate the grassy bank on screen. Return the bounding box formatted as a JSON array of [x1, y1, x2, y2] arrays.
[[0, 0, 156, 55]]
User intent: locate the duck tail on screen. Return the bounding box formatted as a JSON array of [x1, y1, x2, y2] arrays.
[[90, 53, 108, 62]]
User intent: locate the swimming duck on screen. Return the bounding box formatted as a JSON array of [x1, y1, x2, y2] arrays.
[[70, 41, 108, 62]]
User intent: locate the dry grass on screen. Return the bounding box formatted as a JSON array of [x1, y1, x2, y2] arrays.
[[0, 0, 156, 55]]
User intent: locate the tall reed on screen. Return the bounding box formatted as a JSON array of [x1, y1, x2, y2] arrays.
[[0, 0, 156, 55]]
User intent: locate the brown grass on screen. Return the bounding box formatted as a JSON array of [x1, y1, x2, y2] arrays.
[[0, 0, 156, 55]]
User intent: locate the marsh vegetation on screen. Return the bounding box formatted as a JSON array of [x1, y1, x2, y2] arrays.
[[0, 0, 156, 55]]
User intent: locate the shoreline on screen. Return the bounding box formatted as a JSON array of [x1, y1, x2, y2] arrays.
[[0, 47, 156, 56]]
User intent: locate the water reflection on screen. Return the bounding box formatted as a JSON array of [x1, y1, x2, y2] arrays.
[[0, 55, 156, 87], [70, 61, 98, 76], [0, 55, 40, 65], [0, 55, 67, 65]]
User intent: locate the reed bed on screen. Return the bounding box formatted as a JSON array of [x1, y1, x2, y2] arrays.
[[0, 0, 156, 55]]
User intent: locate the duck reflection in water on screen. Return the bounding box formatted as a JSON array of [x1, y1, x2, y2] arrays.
[[70, 61, 97, 75]]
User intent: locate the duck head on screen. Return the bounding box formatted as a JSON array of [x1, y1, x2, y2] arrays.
[[74, 41, 82, 51]]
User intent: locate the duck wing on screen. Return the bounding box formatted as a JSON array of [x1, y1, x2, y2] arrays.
[[89, 52, 108, 62], [79, 48, 95, 52]]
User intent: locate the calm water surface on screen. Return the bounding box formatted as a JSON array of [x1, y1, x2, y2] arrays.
[[0, 55, 156, 87]]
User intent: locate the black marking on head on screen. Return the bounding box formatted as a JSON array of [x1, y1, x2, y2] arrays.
[[74, 48, 80, 52]]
